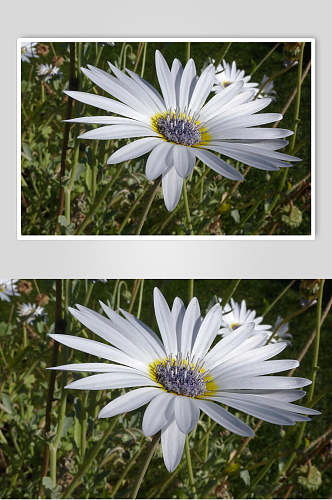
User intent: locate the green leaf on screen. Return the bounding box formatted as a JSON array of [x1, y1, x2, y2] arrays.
[[1, 393, 13, 415]]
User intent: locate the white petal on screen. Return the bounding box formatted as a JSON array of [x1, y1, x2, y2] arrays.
[[64, 90, 147, 122], [49, 362, 128, 372], [80, 66, 149, 116], [171, 297, 185, 350], [214, 375, 312, 390], [211, 341, 288, 373], [98, 387, 161, 418], [216, 359, 299, 382], [162, 166, 183, 211], [142, 392, 175, 436], [214, 127, 293, 140], [145, 142, 173, 180], [49, 334, 144, 371], [179, 59, 197, 109], [204, 323, 255, 370], [174, 396, 200, 433], [107, 137, 162, 164], [199, 81, 244, 122], [173, 145, 195, 178], [161, 419, 186, 472], [191, 303, 222, 359], [78, 124, 156, 141], [171, 59, 183, 107], [194, 148, 243, 181], [211, 396, 311, 425], [188, 65, 215, 113], [155, 50, 176, 109], [181, 297, 201, 354], [69, 306, 151, 363], [153, 288, 178, 354], [197, 400, 254, 436], [65, 370, 155, 390], [119, 308, 166, 359]]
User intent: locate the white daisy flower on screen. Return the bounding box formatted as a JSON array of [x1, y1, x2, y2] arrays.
[[21, 42, 38, 63], [220, 298, 272, 339], [268, 315, 292, 345], [214, 60, 258, 92], [257, 75, 277, 101], [49, 288, 319, 472], [37, 64, 62, 82], [64, 50, 301, 212], [0, 280, 19, 302], [17, 303, 47, 324]]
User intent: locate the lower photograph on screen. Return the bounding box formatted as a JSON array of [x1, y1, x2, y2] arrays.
[[0, 279, 331, 499]]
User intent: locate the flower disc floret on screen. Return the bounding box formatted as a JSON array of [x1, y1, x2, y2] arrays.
[[151, 354, 207, 397], [152, 111, 205, 147]]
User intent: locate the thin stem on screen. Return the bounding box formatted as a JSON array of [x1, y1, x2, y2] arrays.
[[268, 280, 325, 495], [111, 441, 146, 498], [307, 279, 325, 403], [215, 42, 232, 67], [136, 279, 144, 319], [135, 180, 161, 235], [186, 42, 191, 62], [262, 280, 296, 317], [183, 178, 193, 235], [250, 42, 280, 77], [188, 279, 194, 301], [223, 279, 241, 305], [75, 165, 124, 235], [39, 280, 65, 496], [128, 279, 141, 314], [288, 294, 332, 376], [185, 435, 195, 488], [64, 143, 80, 226], [55, 42, 77, 234], [62, 417, 119, 498], [131, 434, 160, 499], [140, 43, 148, 78], [50, 393, 67, 488]]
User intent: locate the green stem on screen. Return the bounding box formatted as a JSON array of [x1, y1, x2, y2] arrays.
[[135, 180, 161, 235], [262, 280, 296, 317], [268, 280, 324, 495], [307, 279, 325, 403], [188, 279, 194, 301], [111, 441, 146, 498], [186, 42, 191, 62], [62, 417, 119, 498], [22, 323, 27, 348], [50, 393, 67, 488], [118, 187, 148, 234], [131, 434, 160, 499], [185, 436, 195, 490], [250, 42, 280, 76], [136, 279, 144, 319], [183, 178, 193, 235], [224, 279, 241, 305], [75, 165, 124, 235], [65, 144, 80, 226], [140, 43, 148, 78], [216, 42, 232, 67]]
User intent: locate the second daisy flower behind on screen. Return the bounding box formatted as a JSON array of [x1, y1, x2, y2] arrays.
[[65, 50, 301, 211], [50, 288, 319, 472]]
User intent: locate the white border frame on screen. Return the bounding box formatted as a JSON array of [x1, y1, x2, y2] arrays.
[[17, 37, 315, 241]]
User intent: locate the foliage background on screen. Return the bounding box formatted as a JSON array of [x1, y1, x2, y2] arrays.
[[0, 279, 330, 498], [21, 41, 312, 236]]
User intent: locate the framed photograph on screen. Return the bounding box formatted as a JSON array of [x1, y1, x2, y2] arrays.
[[18, 38, 315, 239]]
